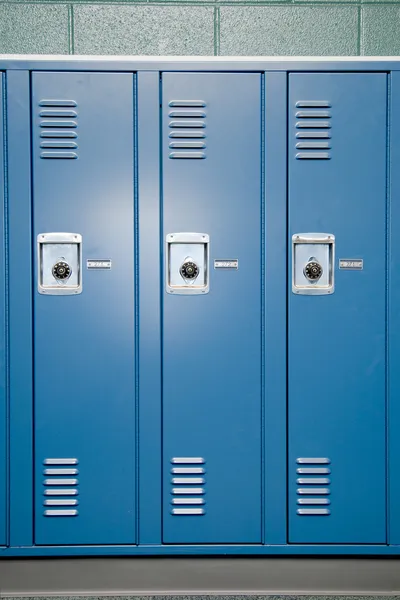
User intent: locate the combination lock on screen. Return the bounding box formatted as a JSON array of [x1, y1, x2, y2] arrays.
[[304, 260, 323, 282], [52, 261, 72, 281], [180, 261, 199, 280], [292, 233, 334, 295]]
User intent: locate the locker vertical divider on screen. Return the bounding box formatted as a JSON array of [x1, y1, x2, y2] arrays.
[[263, 72, 287, 545], [0, 73, 6, 547], [389, 71, 400, 546], [137, 71, 162, 544], [7, 70, 33, 546]]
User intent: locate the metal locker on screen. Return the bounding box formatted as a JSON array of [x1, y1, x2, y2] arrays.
[[2, 56, 400, 559], [0, 73, 6, 547], [288, 73, 387, 543], [31, 72, 137, 545], [162, 73, 263, 543]]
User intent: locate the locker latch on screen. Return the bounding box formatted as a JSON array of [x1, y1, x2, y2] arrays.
[[166, 233, 209, 295], [292, 233, 335, 295], [37, 233, 82, 295]]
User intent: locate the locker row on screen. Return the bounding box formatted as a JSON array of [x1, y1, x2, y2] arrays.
[[0, 60, 400, 554]]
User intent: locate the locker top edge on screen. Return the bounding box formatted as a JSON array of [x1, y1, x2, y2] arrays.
[[1, 55, 400, 72]]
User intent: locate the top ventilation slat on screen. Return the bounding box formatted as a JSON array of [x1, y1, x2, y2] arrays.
[[39, 109, 78, 118], [169, 120, 205, 129], [169, 111, 206, 118], [40, 130, 77, 139], [169, 131, 205, 139], [295, 99, 332, 160], [169, 100, 206, 107], [296, 131, 331, 139], [39, 99, 77, 107], [168, 101, 208, 159], [296, 101, 331, 108], [296, 121, 331, 129], [40, 120, 77, 128], [295, 111, 331, 118], [38, 99, 79, 160]]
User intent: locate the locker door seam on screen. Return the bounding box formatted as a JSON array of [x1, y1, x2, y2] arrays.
[[260, 71, 265, 546], [29, 70, 36, 546], [134, 71, 140, 546], [2, 71, 9, 548], [386, 72, 391, 545], [159, 71, 164, 544], [285, 70, 290, 546]]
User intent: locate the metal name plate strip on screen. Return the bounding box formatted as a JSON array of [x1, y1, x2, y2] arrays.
[[214, 259, 238, 269], [339, 259, 363, 270], [87, 259, 112, 270]]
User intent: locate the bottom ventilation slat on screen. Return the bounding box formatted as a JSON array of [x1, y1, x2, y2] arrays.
[[297, 508, 330, 516], [169, 151, 206, 159], [44, 499, 78, 506], [40, 151, 78, 159], [170, 456, 207, 515], [172, 508, 205, 515], [296, 152, 331, 160], [42, 458, 80, 517], [44, 509, 78, 517], [296, 457, 332, 516]]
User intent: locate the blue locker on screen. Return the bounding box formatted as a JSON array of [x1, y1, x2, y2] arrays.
[[162, 73, 263, 543], [2, 57, 400, 557], [0, 73, 6, 547], [31, 72, 137, 545], [288, 73, 387, 543]]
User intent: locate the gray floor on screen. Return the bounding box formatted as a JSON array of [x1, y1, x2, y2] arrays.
[[1, 597, 400, 600], [1, 559, 400, 596]]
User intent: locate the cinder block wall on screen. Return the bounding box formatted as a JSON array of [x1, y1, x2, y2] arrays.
[[0, 0, 399, 56]]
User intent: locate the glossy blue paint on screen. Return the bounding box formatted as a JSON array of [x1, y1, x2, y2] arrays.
[[32, 72, 136, 545], [7, 70, 33, 547], [137, 71, 162, 545], [0, 73, 5, 547], [1, 58, 400, 556], [264, 72, 287, 545], [288, 73, 387, 544], [162, 73, 262, 544]]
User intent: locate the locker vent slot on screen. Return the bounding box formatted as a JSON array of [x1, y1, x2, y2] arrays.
[[168, 101, 206, 160], [43, 458, 79, 516], [44, 509, 78, 517], [39, 99, 78, 159], [295, 101, 331, 160], [296, 457, 331, 516], [170, 457, 206, 515], [169, 100, 206, 107], [44, 457, 78, 465]]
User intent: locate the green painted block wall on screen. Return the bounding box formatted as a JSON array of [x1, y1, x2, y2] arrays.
[[0, 0, 399, 58]]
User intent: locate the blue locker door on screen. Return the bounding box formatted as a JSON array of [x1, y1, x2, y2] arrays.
[[288, 73, 387, 543], [32, 72, 136, 545], [0, 74, 6, 546], [162, 73, 262, 544]]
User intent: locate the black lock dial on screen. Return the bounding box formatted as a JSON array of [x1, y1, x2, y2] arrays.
[[304, 261, 323, 282], [52, 261, 71, 281], [180, 261, 199, 280]]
